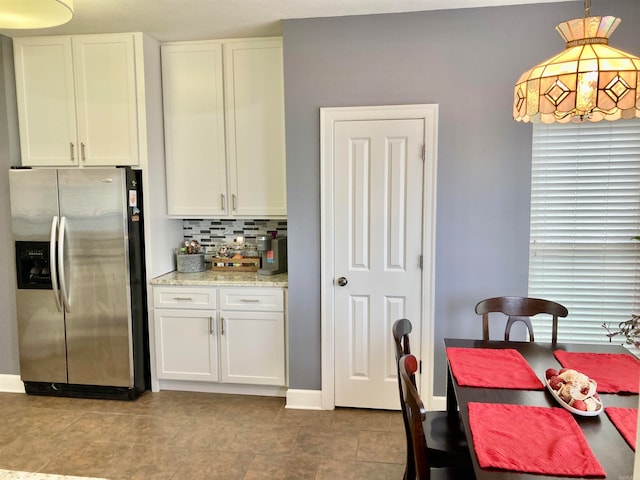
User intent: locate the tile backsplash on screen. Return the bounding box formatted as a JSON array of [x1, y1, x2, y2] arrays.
[[182, 219, 287, 247]]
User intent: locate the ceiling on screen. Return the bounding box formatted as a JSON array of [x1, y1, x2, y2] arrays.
[[0, 0, 575, 43]]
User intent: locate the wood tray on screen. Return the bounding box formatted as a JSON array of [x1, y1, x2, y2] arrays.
[[210, 257, 260, 272]]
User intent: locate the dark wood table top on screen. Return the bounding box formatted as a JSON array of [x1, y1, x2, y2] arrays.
[[444, 338, 638, 480]]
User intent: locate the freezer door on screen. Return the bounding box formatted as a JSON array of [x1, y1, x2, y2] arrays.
[[57, 168, 134, 387], [9, 169, 60, 241], [9, 169, 68, 383]]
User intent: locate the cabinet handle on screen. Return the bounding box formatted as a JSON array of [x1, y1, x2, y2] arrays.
[[209, 316, 215, 335], [81, 142, 86, 162], [220, 317, 225, 335], [232, 194, 237, 211], [172, 296, 193, 301], [70, 142, 75, 162], [240, 299, 260, 303], [221, 194, 226, 211]]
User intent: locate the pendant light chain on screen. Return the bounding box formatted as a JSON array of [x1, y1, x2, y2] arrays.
[[585, 0, 590, 17]]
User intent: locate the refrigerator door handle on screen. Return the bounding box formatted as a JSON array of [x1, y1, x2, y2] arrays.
[[49, 216, 63, 312], [58, 216, 71, 312]]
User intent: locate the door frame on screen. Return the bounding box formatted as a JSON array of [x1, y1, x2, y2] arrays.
[[320, 104, 439, 410]]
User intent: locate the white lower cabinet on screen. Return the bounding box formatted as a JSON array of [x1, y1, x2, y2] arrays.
[[154, 309, 219, 382], [219, 287, 285, 386], [153, 285, 286, 388]]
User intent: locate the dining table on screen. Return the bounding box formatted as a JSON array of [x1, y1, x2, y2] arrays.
[[444, 338, 638, 480]]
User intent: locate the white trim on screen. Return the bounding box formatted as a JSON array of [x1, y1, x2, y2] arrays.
[[431, 395, 446, 412], [0, 470, 107, 480], [0, 374, 25, 393], [156, 380, 287, 397], [285, 389, 323, 410], [320, 104, 439, 410]]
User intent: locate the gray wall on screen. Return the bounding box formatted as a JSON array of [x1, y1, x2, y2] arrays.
[[283, 0, 640, 394], [0, 2, 638, 393], [0, 35, 19, 375]]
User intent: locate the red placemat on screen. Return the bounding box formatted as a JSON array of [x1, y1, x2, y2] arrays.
[[605, 407, 638, 451], [446, 347, 544, 389], [554, 350, 640, 394], [469, 402, 606, 477]]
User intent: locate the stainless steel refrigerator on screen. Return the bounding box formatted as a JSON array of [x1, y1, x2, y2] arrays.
[[9, 167, 149, 400]]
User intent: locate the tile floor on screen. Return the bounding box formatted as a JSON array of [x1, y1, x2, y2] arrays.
[[0, 391, 406, 480]]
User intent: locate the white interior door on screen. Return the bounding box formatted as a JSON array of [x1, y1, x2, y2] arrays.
[[332, 118, 425, 409]]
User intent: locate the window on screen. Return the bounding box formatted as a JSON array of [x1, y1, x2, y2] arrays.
[[528, 119, 640, 344]]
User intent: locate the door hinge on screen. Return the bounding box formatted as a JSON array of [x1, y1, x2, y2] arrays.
[[419, 255, 423, 269], [419, 360, 422, 374], [421, 145, 425, 161]]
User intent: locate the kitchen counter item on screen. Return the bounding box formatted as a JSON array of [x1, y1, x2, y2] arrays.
[[257, 236, 287, 275], [211, 257, 260, 272], [176, 253, 205, 273], [151, 270, 288, 287]]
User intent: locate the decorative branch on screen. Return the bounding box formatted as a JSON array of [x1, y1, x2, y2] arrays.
[[602, 314, 640, 348]]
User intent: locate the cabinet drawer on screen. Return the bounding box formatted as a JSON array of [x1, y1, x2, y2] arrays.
[[154, 287, 216, 309], [219, 288, 283, 312]]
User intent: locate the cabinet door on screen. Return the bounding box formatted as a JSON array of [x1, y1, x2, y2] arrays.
[[224, 39, 287, 216], [154, 309, 219, 382], [219, 311, 285, 386], [13, 36, 78, 166], [162, 43, 228, 216], [73, 34, 139, 166]]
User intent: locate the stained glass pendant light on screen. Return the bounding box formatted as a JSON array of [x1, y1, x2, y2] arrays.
[[513, 0, 640, 123], [0, 0, 74, 29]]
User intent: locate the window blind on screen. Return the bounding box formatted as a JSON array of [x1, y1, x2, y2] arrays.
[[529, 119, 640, 344]]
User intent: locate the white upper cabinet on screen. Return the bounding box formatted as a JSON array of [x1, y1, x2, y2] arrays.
[[161, 37, 287, 218], [161, 43, 227, 216], [13, 33, 142, 167], [224, 39, 286, 217]]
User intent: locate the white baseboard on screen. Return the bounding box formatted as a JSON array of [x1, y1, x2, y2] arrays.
[[0, 374, 25, 393], [157, 379, 287, 397], [0, 469, 106, 479], [0, 377, 447, 413], [285, 389, 323, 410], [283, 391, 445, 411], [431, 395, 446, 411]]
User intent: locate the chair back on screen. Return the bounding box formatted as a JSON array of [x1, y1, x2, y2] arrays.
[[399, 354, 432, 479], [393, 318, 412, 366], [393, 319, 415, 480], [475, 296, 568, 344]]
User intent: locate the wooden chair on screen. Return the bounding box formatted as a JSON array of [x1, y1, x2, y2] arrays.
[[475, 296, 568, 344], [392, 319, 471, 479], [399, 354, 476, 480]]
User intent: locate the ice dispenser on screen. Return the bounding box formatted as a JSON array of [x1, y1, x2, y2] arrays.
[[15, 241, 52, 290]]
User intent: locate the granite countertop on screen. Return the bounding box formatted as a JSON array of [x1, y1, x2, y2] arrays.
[[151, 270, 288, 287]]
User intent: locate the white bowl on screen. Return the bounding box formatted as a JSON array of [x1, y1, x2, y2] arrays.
[[545, 379, 603, 417]]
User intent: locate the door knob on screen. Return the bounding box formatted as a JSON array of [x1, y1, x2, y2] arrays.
[[337, 277, 348, 287]]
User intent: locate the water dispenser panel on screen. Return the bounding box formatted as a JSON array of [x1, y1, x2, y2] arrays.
[[15, 241, 52, 290]]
